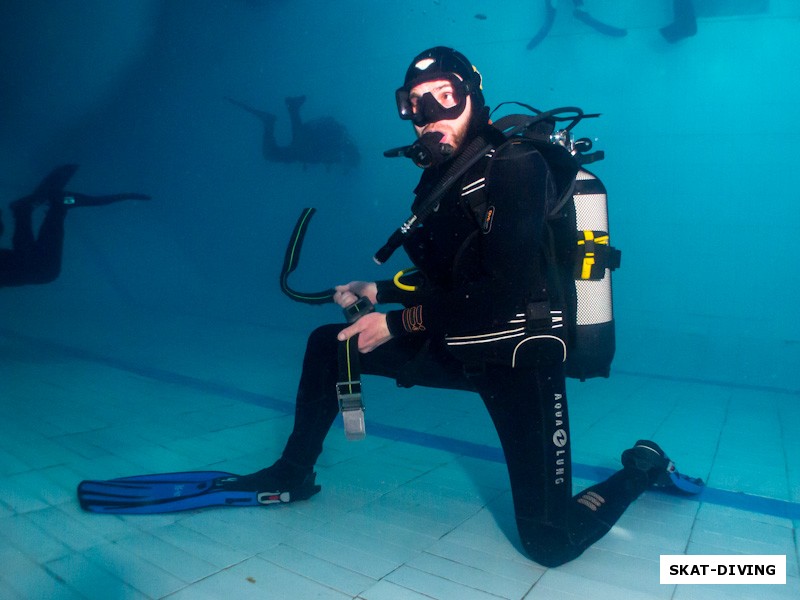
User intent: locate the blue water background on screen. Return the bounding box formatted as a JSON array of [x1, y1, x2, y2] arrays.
[[1, 0, 797, 393]]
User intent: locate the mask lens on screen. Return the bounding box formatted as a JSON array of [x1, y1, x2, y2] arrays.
[[395, 88, 415, 120]]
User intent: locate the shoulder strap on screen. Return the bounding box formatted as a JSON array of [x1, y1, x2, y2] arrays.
[[459, 147, 496, 228], [373, 131, 498, 264], [461, 134, 579, 226]]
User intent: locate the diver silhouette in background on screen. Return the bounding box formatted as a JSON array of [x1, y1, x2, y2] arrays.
[[527, 0, 696, 49], [0, 164, 150, 288], [227, 95, 360, 169]]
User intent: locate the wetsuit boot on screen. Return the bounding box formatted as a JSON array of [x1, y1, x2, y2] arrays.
[[220, 458, 320, 503], [621, 439, 704, 495]]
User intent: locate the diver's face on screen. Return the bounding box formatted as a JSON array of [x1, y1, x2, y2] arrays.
[[409, 78, 473, 152]]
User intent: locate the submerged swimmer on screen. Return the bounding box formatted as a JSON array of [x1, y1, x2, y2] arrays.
[[227, 95, 360, 169], [0, 164, 150, 288]]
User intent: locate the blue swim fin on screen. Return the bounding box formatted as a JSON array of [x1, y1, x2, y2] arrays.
[[77, 470, 321, 514], [658, 466, 705, 495]]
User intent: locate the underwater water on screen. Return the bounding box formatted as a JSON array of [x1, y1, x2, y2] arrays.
[[1, 1, 798, 598]]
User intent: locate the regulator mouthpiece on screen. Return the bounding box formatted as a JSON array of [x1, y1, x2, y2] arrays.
[[383, 131, 453, 169]]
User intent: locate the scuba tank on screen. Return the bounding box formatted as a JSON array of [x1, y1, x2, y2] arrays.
[[551, 165, 619, 380], [541, 116, 620, 380], [459, 105, 621, 380]]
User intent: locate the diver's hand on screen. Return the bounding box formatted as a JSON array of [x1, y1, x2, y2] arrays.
[[337, 312, 392, 353], [334, 281, 378, 308]]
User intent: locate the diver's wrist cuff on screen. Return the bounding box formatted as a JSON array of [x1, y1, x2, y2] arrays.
[[387, 306, 427, 335], [401, 305, 426, 333], [385, 310, 406, 337]]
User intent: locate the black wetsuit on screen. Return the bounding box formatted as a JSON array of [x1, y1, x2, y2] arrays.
[[279, 125, 650, 567], [1, 164, 149, 289], [0, 203, 66, 288]]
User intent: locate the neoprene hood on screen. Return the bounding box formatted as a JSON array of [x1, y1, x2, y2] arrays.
[[396, 47, 486, 124]]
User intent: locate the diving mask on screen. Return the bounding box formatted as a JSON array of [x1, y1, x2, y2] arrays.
[[395, 73, 473, 127]]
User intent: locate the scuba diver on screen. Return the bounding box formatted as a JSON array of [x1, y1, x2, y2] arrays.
[[79, 47, 704, 566], [260, 47, 699, 566], [256, 46, 703, 567], [0, 164, 150, 288], [263, 46, 702, 567], [226, 95, 360, 169]]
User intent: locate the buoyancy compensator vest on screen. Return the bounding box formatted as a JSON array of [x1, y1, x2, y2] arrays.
[[461, 104, 621, 380]]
